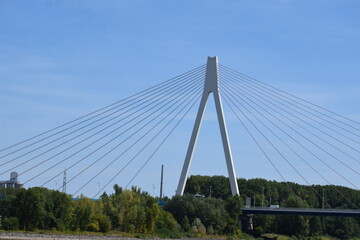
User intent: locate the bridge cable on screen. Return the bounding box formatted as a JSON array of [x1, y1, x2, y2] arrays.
[[221, 89, 327, 206], [0, 65, 206, 162], [221, 72, 360, 162], [222, 71, 360, 152], [221, 66, 360, 143], [221, 70, 360, 159], [33, 78, 204, 186], [220, 64, 360, 131], [221, 72, 360, 180], [221, 95, 297, 197], [91, 88, 202, 198], [221, 83, 330, 204], [24, 77, 203, 185], [220, 79, 358, 207], [220, 81, 358, 208], [0, 69, 205, 170], [0, 64, 205, 155], [69, 83, 203, 195], [124, 95, 200, 191], [6, 74, 204, 178]]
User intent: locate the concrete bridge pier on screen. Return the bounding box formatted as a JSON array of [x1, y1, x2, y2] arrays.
[[240, 214, 254, 232]]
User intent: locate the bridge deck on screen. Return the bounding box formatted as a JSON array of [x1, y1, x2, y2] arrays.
[[241, 207, 360, 217]]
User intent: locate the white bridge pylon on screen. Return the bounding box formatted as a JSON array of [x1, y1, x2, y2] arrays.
[[176, 56, 239, 196]]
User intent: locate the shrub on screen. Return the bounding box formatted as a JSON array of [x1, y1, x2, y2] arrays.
[[192, 218, 206, 235], [207, 225, 214, 235], [2, 217, 19, 230], [253, 226, 264, 237], [156, 211, 178, 232], [87, 222, 100, 232], [97, 215, 111, 233], [181, 215, 191, 232]]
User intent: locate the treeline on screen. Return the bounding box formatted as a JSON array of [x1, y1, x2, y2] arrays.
[[0, 184, 243, 237], [165, 194, 243, 235], [1, 176, 360, 239], [184, 175, 360, 239], [0, 185, 178, 236]]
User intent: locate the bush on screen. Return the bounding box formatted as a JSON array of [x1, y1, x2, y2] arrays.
[[97, 215, 111, 233], [2, 217, 19, 230], [207, 225, 214, 235], [192, 218, 206, 235], [156, 211, 178, 232], [87, 222, 99, 232], [181, 215, 191, 232], [253, 226, 264, 237]]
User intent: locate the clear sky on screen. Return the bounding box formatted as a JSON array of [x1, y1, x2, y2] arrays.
[[1, 0, 360, 198]]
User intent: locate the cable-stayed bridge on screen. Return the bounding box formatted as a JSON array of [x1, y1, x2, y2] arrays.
[[1, 56, 360, 217]]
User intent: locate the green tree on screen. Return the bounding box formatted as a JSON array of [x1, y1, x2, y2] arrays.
[[2, 217, 19, 230], [309, 217, 322, 236], [274, 195, 310, 236], [181, 215, 191, 232], [71, 196, 95, 231], [165, 194, 229, 234]]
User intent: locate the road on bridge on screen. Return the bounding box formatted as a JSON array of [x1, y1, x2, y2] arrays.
[[242, 207, 360, 217]]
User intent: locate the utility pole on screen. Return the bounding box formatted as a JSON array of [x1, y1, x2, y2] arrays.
[[262, 187, 265, 207], [176, 56, 239, 196], [322, 189, 325, 210], [160, 165, 164, 199]]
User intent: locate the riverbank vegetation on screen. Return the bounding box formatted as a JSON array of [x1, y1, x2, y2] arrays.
[[1, 175, 360, 239], [184, 175, 360, 239]]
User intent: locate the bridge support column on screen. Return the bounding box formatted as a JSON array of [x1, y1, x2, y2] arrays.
[[240, 214, 254, 233], [176, 56, 239, 196]]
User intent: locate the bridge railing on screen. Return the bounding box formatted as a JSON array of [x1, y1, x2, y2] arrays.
[[242, 206, 360, 212]]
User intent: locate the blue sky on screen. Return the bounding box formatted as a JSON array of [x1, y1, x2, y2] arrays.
[[1, 0, 360, 197]]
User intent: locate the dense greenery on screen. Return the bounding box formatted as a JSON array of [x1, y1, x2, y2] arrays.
[[165, 194, 243, 235], [184, 175, 360, 239], [0, 185, 178, 236], [1, 175, 360, 239]]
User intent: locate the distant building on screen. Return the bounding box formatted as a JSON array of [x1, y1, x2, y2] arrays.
[[0, 172, 23, 189]]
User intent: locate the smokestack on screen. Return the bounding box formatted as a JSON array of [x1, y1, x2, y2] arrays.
[[160, 165, 164, 199]]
